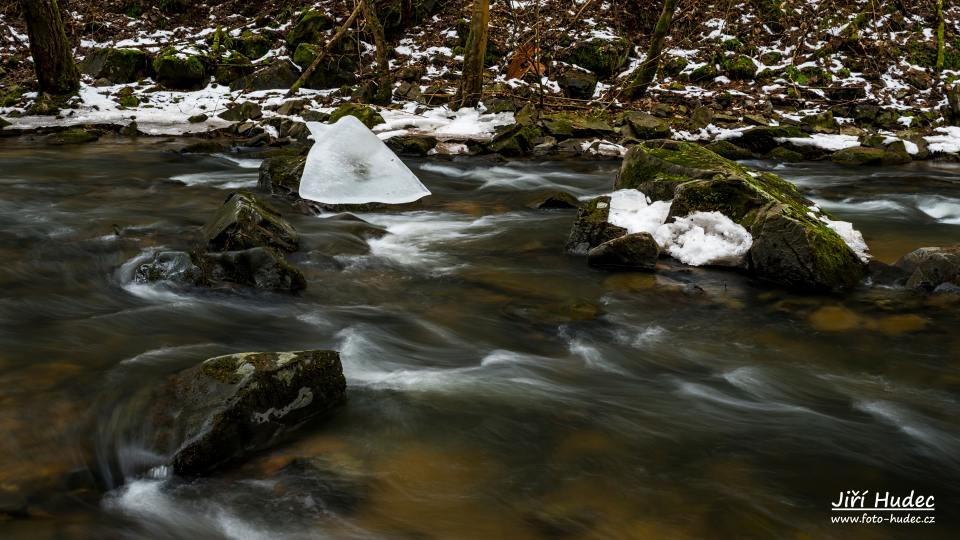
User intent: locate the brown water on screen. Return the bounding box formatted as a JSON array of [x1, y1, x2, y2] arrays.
[[0, 139, 958, 539]]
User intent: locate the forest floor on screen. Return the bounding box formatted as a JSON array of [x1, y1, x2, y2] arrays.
[[1, 0, 960, 160]]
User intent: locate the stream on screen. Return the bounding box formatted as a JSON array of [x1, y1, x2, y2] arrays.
[[0, 139, 958, 539]]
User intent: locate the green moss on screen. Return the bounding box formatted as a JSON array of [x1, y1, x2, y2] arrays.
[[722, 55, 757, 80], [153, 52, 207, 89], [564, 38, 631, 78], [0, 85, 24, 107], [690, 64, 718, 82], [328, 103, 385, 128], [286, 9, 335, 49]]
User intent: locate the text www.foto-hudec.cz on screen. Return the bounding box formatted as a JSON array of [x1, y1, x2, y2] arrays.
[[830, 490, 935, 525]]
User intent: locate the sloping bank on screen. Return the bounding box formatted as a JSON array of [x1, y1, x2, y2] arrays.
[[567, 140, 869, 292]]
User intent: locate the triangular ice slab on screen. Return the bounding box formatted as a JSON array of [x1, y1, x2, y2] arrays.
[[299, 115, 431, 205]]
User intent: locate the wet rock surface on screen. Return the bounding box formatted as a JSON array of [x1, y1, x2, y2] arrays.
[[150, 350, 346, 475], [587, 233, 660, 271]]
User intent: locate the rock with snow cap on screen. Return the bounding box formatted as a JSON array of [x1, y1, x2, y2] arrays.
[[616, 140, 867, 290]]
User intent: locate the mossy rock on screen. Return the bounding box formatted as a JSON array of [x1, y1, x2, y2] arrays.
[[801, 111, 838, 133], [80, 48, 151, 83], [587, 233, 660, 271], [386, 134, 438, 156], [660, 56, 689, 79], [832, 145, 910, 166], [706, 140, 752, 160], [235, 30, 272, 60], [230, 61, 299, 92], [563, 37, 631, 78], [259, 155, 307, 198], [45, 128, 100, 145], [688, 63, 718, 83], [734, 125, 807, 153], [204, 192, 300, 253], [0, 85, 24, 107], [153, 52, 207, 90], [328, 103, 385, 128], [286, 9, 335, 50], [214, 50, 254, 85], [623, 111, 670, 140], [722, 55, 757, 80], [155, 350, 345, 475], [540, 112, 614, 139], [293, 43, 357, 90], [767, 146, 804, 162], [616, 140, 866, 290], [565, 196, 628, 255], [486, 123, 543, 156]]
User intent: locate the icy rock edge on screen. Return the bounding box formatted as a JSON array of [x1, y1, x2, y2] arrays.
[[299, 115, 431, 205]]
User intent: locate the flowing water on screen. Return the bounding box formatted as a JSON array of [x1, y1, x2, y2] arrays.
[[0, 139, 958, 539]]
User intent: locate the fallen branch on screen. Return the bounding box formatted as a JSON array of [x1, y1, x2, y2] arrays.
[[287, 2, 362, 97]]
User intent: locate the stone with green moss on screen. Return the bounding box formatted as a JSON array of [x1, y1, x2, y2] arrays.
[[734, 125, 807, 153], [80, 48, 151, 84], [153, 51, 207, 90], [563, 37, 631, 78], [565, 196, 627, 255], [149, 349, 346, 475], [690, 64, 719, 83], [540, 112, 614, 139], [235, 30, 272, 60], [832, 145, 910, 166], [328, 103, 385, 128], [259, 154, 307, 198], [386, 134, 438, 156], [0, 85, 23, 107], [623, 111, 670, 140], [706, 140, 752, 160], [214, 50, 254, 85], [486, 123, 543, 156], [767, 146, 804, 162], [615, 140, 866, 290], [204, 192, 300, 253], [722, 55, 757, 80], [45, 128, 100, 145], [286, 10, 335, 50]]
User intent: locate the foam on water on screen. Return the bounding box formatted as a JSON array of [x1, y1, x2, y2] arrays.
[[916, 195, 960, 225], [418, 162, 588, 192], [212, 154, 264, 169], [854, 400, 959, 460], [170, 171, 259, 189]]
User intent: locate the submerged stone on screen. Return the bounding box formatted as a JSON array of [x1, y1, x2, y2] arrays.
[[527, 191, 581, 210], [202, 247, 307, 292], [153, 350, 346, 475]]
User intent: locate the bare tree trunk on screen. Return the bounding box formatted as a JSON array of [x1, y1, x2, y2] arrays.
[[937, 0, 946, 76], [361, 0, 389, 73], [627, 0, 679, 99], [456, 0, 490, 109], [19, 0, 79, 95]]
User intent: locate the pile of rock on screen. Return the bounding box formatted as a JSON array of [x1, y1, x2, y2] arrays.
[[136, 192, 307, 292]]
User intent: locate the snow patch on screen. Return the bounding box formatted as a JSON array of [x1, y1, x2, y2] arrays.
[[653, 212, 753, 267]]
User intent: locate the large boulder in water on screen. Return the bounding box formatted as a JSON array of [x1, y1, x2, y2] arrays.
[[615, 140, 867, 291], [564, 196, 628, 255], [204, 192, 300, 253], [894, 245, 960, 292], [154, 350, 346, 475]]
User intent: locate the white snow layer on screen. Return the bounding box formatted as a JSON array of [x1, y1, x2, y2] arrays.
[[808, 205, 871, 262], [653, 212, 754, 267], [608, 189, 672, 235], [775, 133, 860, 152], [299, 116, 431, 205], [925, 127, 960, 154], [607, 190, 752, 267]]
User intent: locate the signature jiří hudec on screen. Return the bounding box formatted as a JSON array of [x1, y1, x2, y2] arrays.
[[831, 490, 935, 510]]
